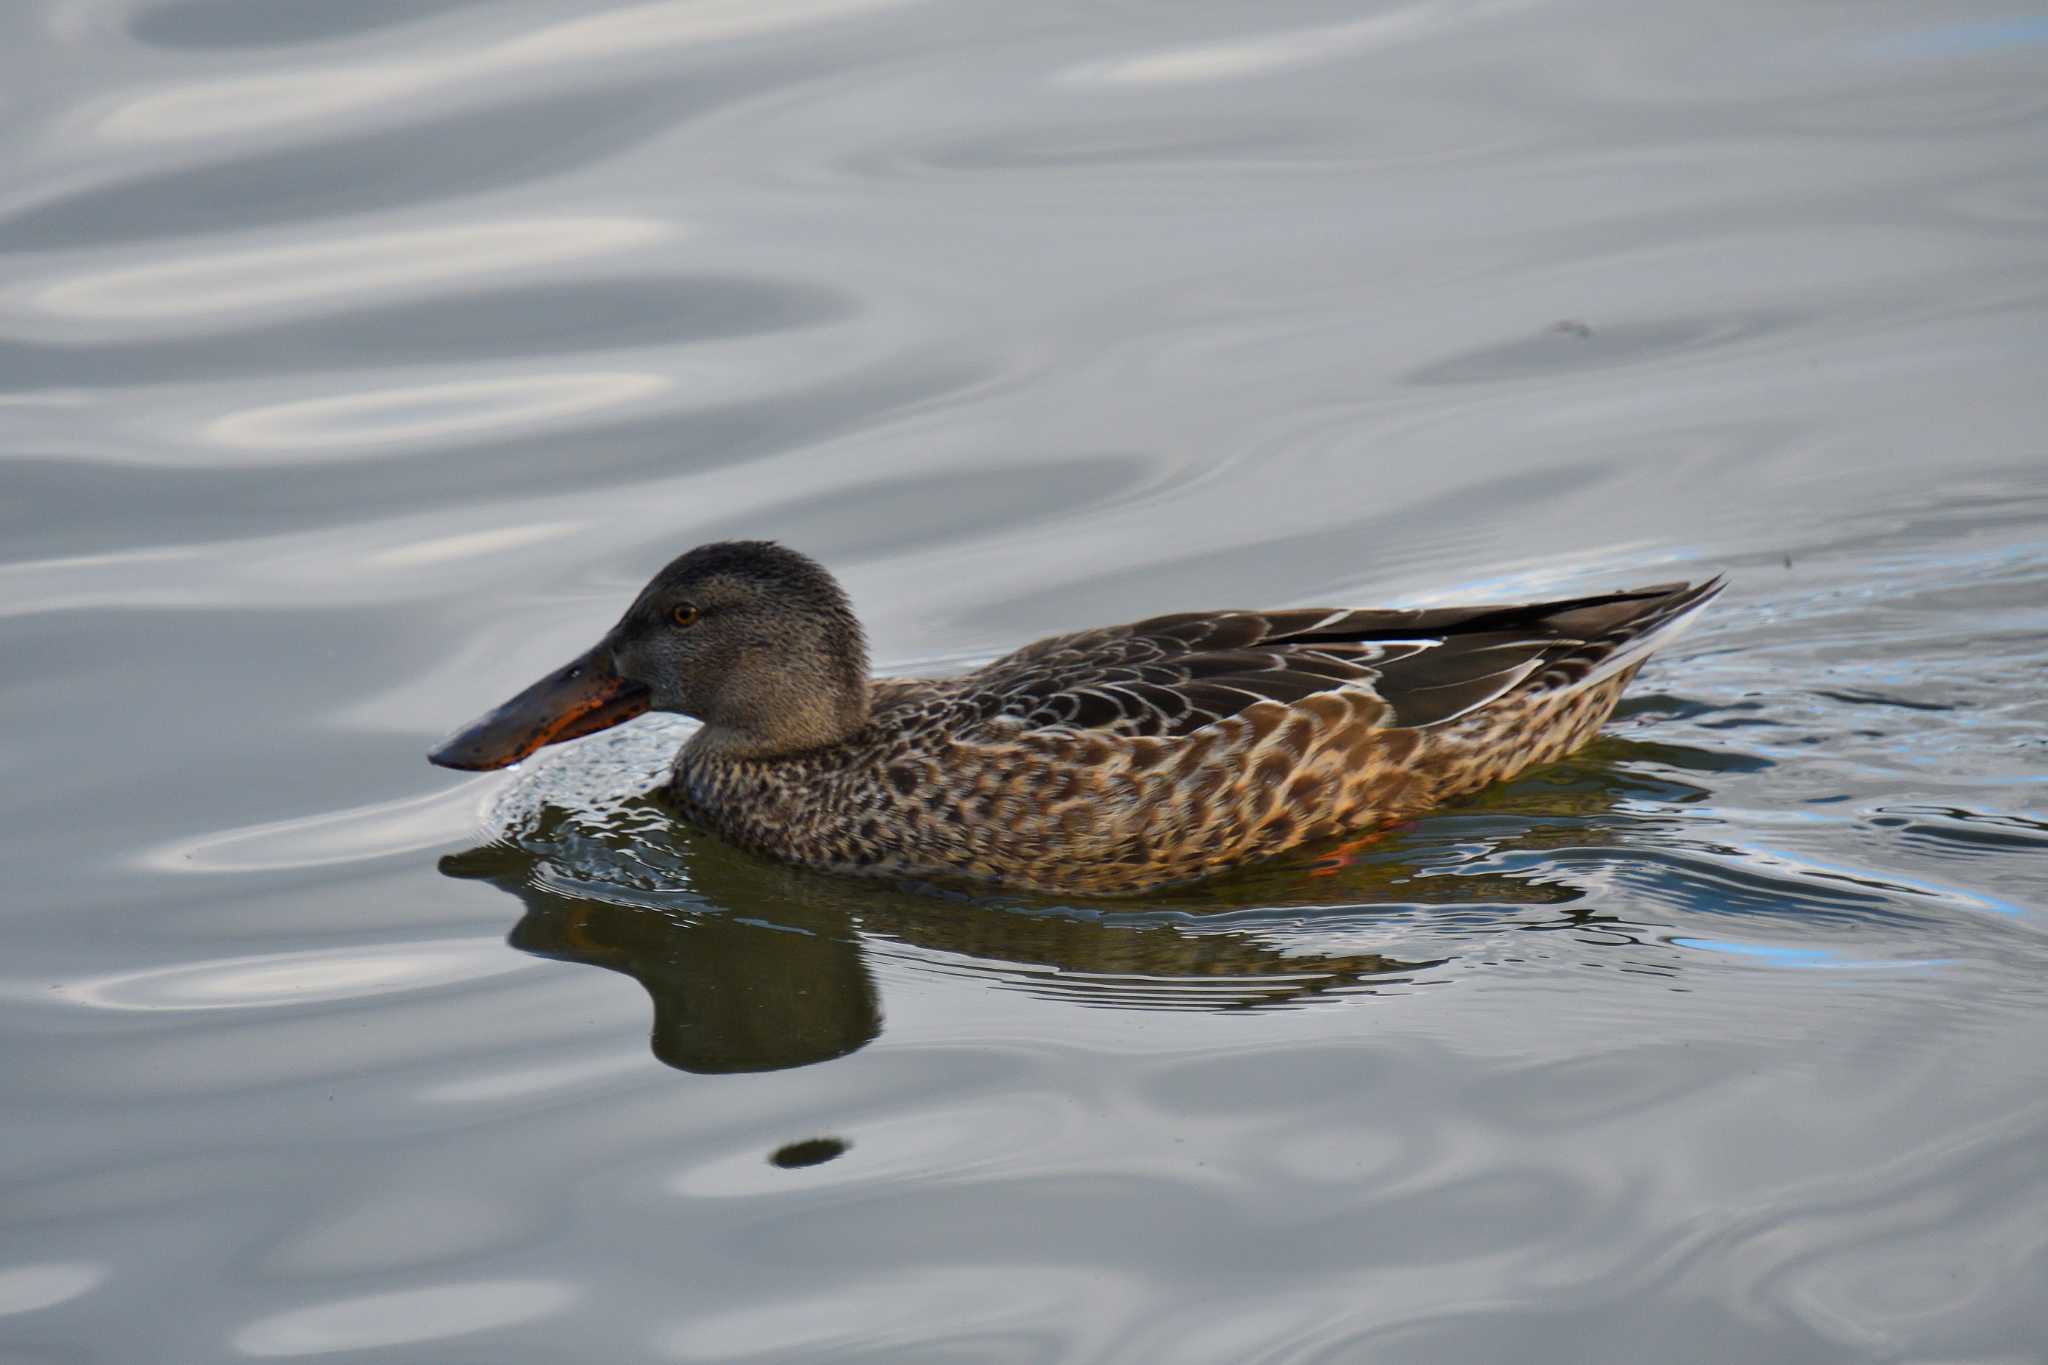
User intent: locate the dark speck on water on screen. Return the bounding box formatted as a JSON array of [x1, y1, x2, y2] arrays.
[[771, 1137, 851, 1170], [3, 0, 2046, 1361]]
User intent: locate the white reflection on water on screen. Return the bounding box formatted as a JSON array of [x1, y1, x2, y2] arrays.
[[93, 0, 926, 143], [0, 516, 590, 617], [54, 938, 531, 1013], [369, 521, 584, 570], [20, 217, 672, 323], [202, 372, 674, 453], [659, 1267, 1128, 1362], [272, 1190, 540, 1279], [139, 785, 486, 874], [232, 1280, 579, 1357], [1061, 4, 1445, 88], [0, 1262, 106, 1316], [419, 1050, 647, 1106]]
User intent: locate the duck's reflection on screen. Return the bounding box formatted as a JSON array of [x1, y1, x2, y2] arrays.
[[440, 813, 1445, 1073], [443, 826, 883, 1073], [440, 728, 1729, 1075]]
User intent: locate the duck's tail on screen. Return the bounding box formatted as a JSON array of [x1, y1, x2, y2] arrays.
[[1412, 575, 1725, 801], [1528, 575, 1726, 699]]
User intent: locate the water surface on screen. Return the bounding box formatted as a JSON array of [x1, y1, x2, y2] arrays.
[[4, 0, 2047, 1361]]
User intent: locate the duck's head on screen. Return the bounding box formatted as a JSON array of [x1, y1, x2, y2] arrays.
[[428, 540, 870, 770]]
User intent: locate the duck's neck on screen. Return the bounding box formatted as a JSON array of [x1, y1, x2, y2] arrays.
[[686, 677, 870, 762]]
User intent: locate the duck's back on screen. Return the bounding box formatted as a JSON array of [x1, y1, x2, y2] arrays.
[[675, 579, 1723, 894]]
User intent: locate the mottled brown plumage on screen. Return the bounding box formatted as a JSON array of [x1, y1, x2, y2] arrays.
[[431, 541, 1722, 895]]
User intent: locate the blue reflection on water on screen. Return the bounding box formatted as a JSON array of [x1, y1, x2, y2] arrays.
[[1866, 17, 2048, 60], [1673, 938, 1954, 971]]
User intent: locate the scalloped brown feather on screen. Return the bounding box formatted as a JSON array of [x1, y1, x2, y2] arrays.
[[668, 575, 1724, 895]]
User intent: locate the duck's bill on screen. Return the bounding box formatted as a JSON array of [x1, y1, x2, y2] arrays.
[[428, 644, 651, 771]]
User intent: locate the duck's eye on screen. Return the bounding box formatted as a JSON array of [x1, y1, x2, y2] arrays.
[[669, 602, 700, 628]]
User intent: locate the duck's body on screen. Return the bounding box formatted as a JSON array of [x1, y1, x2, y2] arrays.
[[431, 543, 1721, 896]]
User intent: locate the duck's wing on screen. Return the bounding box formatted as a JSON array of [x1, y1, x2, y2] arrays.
[[959, 578, 1723, 740]]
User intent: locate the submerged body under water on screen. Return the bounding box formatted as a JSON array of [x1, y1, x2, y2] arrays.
[[3, 0, 2047, 1360]]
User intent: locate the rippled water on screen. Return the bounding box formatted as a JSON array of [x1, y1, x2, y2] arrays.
[[5, 0, 2047, 1360]]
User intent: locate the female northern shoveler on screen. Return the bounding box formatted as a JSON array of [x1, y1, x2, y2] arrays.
[[430, 541, 1721, 895]]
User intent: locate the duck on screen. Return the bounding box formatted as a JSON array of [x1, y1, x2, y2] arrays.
[[429, 541, 1722, 895]]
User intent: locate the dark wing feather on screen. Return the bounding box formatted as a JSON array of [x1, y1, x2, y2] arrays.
[[959, 578, 1723, 741]]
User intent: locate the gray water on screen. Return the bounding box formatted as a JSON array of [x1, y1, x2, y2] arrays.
[[5, 1, 2048, 1361]]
